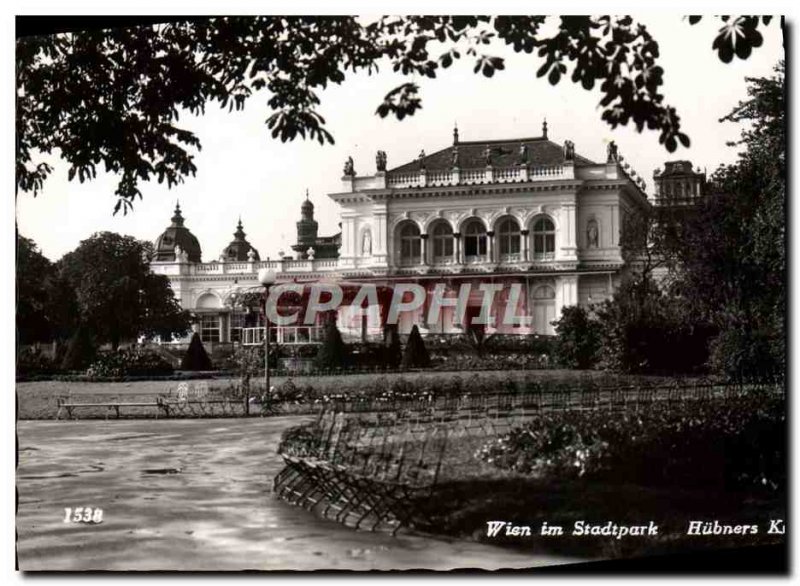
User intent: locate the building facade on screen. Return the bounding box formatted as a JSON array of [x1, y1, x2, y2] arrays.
[[151, 124, 651, 346]]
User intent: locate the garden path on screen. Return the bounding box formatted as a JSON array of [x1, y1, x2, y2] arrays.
[[17, 416, 576, 571]]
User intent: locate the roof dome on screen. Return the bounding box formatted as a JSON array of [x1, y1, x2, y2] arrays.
[[153, 202, 202, 263], [222, 219, 260, 262]]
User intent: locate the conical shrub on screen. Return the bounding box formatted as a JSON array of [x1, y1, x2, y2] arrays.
[[402, 325, 430, 368], [180, 332, 213, 371]]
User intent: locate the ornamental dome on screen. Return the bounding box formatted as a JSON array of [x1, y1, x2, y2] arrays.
[[300, 190, 314, 219], [153, 202, 202, 263], [221, 218, 260, 262]]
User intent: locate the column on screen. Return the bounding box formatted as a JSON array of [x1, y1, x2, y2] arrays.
[[520, 230, 530, 262], [420, 234, 428, 266], [486, 231, 495, 263], [339, 213, 357, 268], [556, 275, 579, 320], [373, 205, 389, 266], [561, 202, 577, 260], [453, 233, 461, 264], [219, 314, 227, 343]]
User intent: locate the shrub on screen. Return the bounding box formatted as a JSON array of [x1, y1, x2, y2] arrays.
[[180, 332, 213, 371], [230, 345, 263, 398], [553, 305, 601, 369], [60, 325, 96, 371], [86, 347, 174, 378], [594, 277, 714, 375], [709, 325, 783, 382], [314, 321, 349, 369], [384, 325, 402, 369], [16, 346, 57, 376], [477, 392, 785, 492], [402, 325, 430, 368]]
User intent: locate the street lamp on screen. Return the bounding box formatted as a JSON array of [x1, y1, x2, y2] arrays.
[[258, 268, 277, 403]]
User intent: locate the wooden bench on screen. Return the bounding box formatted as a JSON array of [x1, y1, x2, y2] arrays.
[[56, 394, 161, 420]]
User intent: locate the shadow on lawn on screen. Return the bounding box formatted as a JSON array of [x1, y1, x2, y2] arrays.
[[409, 478, 786, 560]]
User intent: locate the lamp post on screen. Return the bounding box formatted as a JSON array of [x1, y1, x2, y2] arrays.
[[258, 268, 277, 406]]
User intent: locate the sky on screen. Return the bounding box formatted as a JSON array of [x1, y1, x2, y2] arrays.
[[15, 16, 785, 263]]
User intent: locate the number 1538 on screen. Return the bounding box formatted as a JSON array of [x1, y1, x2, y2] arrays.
[[63, 507, 103, 523]]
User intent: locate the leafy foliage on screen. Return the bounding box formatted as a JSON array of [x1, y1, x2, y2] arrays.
[[180, 332, 213, 371], [673, 62, 785, 379], [688, 16, 774, 63], [59, 324, 96, 371], [16, 235, 57, 344], [59, 232, 191, 349], [552, 305, 602, 369], [17, 16, 776, 211], [593, 276, 714, 375], [86, 347, 174, 378], [477, 392, 785, 492], [402, 325, 431, 368], [16, 346, 58, 376]]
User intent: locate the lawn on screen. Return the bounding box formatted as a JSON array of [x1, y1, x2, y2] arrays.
[[16, 369, 660, 419]]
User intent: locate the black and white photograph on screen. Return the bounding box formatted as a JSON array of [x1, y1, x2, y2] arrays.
[[11, 9, 789, 574]]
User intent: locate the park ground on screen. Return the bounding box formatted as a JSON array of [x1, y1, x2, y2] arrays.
[[16, 416, 578, 571], [16, 369, 662, 420]]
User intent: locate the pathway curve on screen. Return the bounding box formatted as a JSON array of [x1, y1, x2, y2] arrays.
[[17, 417, 575, 571]]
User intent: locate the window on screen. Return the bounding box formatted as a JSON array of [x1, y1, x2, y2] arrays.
[[463, 220, 487, 258], [532, 217, 556, 259], [229, 312, 246, 343], [200, 314, 220, 343], [532, 285, 556, 335], [431, 222, 454, 260], [497, 218, 521, 256], [398, 222, 421, 264]]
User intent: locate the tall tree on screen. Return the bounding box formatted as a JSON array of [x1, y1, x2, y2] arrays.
[[16, 235, 55, 343], [59, 231, 191, 349], [676, 61, 785, 378], [17, 16, 777, 212]]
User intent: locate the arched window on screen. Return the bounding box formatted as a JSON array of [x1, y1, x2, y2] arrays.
[[532, 285, 556, 299], [398, 222, 421, 264], [532, 217, 556, 259], [431, 221, 454, 261], [463, 220, 487, 259], [497, 217, 521, 257]]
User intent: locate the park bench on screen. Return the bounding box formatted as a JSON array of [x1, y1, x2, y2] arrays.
[[56, 393, 161, 420]]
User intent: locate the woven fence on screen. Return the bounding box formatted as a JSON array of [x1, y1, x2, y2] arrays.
[[273, 381, 783, 534]]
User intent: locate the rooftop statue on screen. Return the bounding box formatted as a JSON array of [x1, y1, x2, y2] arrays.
[[343, 156, 355, 177], [606, 140, 619, 163], [563, 140, 575, 161], [375, 150, 387, 172], [519, 143, 529, 164]]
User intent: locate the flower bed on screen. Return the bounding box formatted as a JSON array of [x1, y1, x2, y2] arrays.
[[476, 391, 785, 492], [85, 348, 174, 378]]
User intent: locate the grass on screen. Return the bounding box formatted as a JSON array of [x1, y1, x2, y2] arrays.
[[16, 369, 669, 420]]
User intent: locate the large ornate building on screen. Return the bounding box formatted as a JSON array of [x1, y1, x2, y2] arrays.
[[151, 123, 651, 346]]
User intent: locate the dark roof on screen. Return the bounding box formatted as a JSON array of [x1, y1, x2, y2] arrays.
[[657, 160, 701, 177], [153, 203, 202, 263], [387, 136, 595, 175], [222, 219, 260, 262]]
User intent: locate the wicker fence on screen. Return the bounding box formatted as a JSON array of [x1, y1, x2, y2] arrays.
[[273, 381, 783, 534]]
